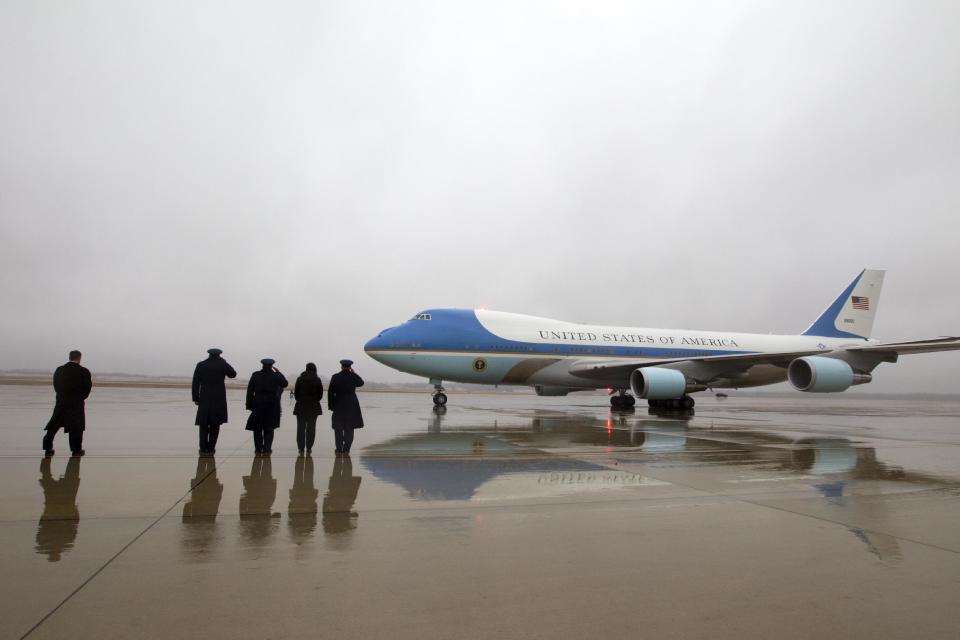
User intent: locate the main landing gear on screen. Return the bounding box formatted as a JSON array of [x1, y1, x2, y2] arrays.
[[648, 396, 695, 411], [609, 390, 636, 410], [431, 379, 447, 407]]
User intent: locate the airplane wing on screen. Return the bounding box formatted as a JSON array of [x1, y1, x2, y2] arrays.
[[844, 336, 960, 355], [568, 337, 960, 385], [567, 350, 823, 382]]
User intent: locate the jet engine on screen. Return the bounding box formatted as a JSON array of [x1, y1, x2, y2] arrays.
[[629, 367, 703, 399], [533, 385, 572, 397], [788, 356, 872, 393]]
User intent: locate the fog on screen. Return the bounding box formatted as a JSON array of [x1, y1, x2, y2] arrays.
[[1, 1, 958, 391]]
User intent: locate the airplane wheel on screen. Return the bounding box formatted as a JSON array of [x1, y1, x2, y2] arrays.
[[625, 396, 636, 408], [433, 393, 448, 407], [610, 396, 622, 409], [682, 396, 695, 410]]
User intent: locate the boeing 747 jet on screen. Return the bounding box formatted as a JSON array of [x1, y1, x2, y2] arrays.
[[364, 270, 960, 409]]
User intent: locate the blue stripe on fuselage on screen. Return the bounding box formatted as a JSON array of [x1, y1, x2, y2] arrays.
[[364, 309, 751, 359]]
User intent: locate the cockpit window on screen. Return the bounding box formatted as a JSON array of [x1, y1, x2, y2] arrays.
[[410, 313, 432, 321]]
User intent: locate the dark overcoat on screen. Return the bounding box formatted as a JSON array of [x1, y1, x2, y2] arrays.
[[293, 372, 324, 418], [192, 355, 237, 426], [44, 362, 92, 433], [245, 368, 288, 431], [328, 370, 364, 429]]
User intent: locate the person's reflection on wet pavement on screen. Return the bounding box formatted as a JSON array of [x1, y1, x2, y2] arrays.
[[322, 456, 361, 538], [239, 456, 279, 546], [35, 457, 81, 562], [288, 456, 318, 544], [181, 456, 223, 557]]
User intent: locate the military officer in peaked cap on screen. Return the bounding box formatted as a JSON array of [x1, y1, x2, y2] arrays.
[[192, 348, 237, 455], [245, 358, 288, 455], [327, 359, 364, 456]]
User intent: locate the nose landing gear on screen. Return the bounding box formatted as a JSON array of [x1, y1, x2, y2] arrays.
[[431, 379, 448, 407]]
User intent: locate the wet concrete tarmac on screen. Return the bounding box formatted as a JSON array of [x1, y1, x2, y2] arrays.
[[2, 386, 959, 639]]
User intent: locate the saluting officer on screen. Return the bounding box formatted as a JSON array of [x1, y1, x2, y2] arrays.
[[191, 348, 237, 455], [245, 358, 288, 455], [327, 359, 364, 456]]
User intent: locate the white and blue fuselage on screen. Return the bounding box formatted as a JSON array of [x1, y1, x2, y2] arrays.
[[363, 308, 863, 390], [364, 270, 959, 403]]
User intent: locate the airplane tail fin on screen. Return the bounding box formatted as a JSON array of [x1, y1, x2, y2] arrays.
[[802, 269, 885, 339]]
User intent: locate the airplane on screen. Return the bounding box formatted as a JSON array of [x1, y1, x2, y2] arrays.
[[363, 269, 960, 409]]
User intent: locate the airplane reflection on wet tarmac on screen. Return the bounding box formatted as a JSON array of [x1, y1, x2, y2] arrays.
[[361, 408, 959, 560]]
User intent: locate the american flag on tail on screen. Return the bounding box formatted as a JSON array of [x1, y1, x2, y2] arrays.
[[852, 296, 870, 310]]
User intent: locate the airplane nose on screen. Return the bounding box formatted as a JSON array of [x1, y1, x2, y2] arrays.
[[364, 327, 394, 359]]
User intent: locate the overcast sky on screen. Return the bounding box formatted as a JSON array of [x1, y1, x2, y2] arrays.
[[1, 1, 958, 392]]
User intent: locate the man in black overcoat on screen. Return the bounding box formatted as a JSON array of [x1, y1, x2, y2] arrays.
[[192, 348, 237, 455], [42, 350, 92, 457], [327, 359, 364, 456], [245, 358, 288, 455]]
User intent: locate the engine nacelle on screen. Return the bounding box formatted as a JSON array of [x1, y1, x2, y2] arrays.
[[630, 367, 691, 399], [534, 385, 571, 397], [788, 356, 872, 393]]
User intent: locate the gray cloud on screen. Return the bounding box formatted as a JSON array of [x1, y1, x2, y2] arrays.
[[1, 1, 958, 391]]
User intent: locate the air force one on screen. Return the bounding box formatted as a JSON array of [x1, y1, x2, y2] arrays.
[[364, 270, 960, 409]]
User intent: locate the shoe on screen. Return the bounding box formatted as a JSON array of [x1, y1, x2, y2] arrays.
[[264, 450, 272, 455], [306, 449, 312, 455], [71, 450, 85, 457], [298, 449, 304, 456], [44, 450, 54, 457]]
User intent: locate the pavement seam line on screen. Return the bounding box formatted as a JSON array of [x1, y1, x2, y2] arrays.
[[19, 437, 251, 640], [735, 497, 960, 557], [609, 459, 960, 557]]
